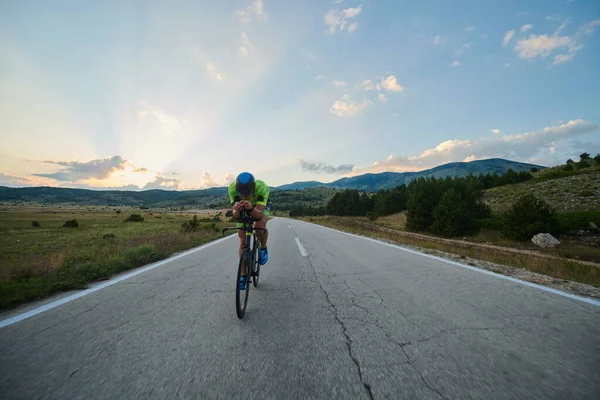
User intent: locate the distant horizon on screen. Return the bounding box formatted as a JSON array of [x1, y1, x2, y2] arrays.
[[0, 157, 549, 192]]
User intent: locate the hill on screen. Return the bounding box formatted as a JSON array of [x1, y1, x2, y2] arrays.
[[277, 158, 543, 192], [483, 163, 600, 213]]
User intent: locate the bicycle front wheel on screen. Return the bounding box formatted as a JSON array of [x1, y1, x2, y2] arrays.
[[236, 250, 250, 319]]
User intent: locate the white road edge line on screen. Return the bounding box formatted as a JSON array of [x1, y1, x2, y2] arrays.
[[299, 220, 600, 307], [0, 234, 236, 329], [295, 237, 308, 257]]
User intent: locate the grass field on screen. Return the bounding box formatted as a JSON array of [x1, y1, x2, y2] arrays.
[[0, 206, 237, 309], [483, 165, 600, 213]]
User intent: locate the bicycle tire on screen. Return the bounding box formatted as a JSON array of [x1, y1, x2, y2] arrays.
[[236, 250, 250, 319], [253, 235, 261, 287]]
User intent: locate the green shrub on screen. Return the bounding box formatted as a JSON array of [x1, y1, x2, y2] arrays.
[[123, 244, 160, 266], [31, 221, 40, 228], [366, 211, 378, 221], [63, 219, 79, 228], [473, 214, 504, 230], [103, 233, 116, 239], [181, 216, 218, 233], [406, 179, 441, 232], [577, 160, 590, 169], [502, 193, 559, 241], [124, 214, 144, 222], [430, 189, 472, 237], [555, 211, 600, 234]]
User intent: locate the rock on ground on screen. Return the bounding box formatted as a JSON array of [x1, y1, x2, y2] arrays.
[[532, 233, 561, 248]]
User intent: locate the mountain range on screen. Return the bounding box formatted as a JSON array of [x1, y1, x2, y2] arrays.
[[275, 158, 543, 191], [0, 158, 544, 207]]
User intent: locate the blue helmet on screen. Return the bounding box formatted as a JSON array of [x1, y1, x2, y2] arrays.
[[236, 172, 256, 196]]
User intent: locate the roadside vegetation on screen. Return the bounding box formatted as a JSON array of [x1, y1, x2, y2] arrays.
[[0, 207, 235, 309], [293, 153, 600, 287]]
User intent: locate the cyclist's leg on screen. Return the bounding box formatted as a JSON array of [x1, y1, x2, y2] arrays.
[[253, 209, 270, 247], [254, 209, 270, 265]]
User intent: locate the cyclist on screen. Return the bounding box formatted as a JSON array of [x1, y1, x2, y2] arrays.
[[229, 172, 271, 289]]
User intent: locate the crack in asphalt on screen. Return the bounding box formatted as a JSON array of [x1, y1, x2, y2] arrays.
[[306, 256, 374, 400], [354, 275, 425, 333]]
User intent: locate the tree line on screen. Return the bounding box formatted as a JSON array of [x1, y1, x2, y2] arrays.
[[290, 169, 534, 231]]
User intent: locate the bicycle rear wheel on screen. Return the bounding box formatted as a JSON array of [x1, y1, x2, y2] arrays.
[[236, 250, 250, 319]]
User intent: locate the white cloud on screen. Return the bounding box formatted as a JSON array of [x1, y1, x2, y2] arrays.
[[503, 62, 511, 68], [34, 156, 146, 182], [236, 0, 269, 23], [378, 93, 387, 102], [335, 0, 344, 3], [432, 35, 445, 45], [515, 33, 572, 59], [452, 60, 461, 67], [503, 29, 516, 46], [466, 26, 475, 31], [381, 75, 404, 92], [521, 24, 534, 32], [553, 53, 575, 64], [314, 74, 327, 80], [454, 43, 473, 58], [200, 172, 219, 188], [332, 80, 347, 86], [237, 32, 252, 57], [299, 160, 354, 174], [324, 6, 362, 33], [143, 175, 183, 190], [207, 63, 226, 81], [0, 173, 33, 187], [492, 129, 501, 134], [580, 19, 600, 35], [349, 119, 599, 174], [137, 101, 184, 131], [524, 19, 598, 65], [392, 113, 399, 118], [357, 75, 404, 93], [359, 79, 381, 91], [343, 6, 362, 18], [329, 96, 370, 117], [224, 174, 235, 184]]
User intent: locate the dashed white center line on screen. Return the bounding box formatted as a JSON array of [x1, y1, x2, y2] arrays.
[[295, 237, 308, 256]]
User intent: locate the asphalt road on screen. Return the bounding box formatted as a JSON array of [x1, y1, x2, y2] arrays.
[[1, 218, 599, 399]]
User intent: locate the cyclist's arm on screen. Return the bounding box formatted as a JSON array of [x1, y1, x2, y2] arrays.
[[248, 183, 268, 219]]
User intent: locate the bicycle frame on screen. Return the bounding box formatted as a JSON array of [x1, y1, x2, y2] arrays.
[[221, 209, 267, 246], [223, 209, 267, 318]]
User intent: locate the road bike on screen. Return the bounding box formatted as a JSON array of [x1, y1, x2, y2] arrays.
[[222, 209, 266, 319]]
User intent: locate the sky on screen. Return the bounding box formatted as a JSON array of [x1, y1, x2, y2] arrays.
[[1, 0, 599, 190]]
